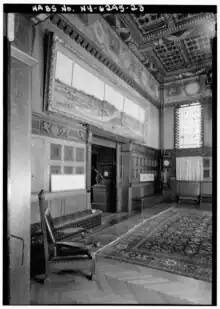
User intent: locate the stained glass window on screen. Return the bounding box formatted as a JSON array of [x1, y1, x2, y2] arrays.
[[175, 102, 203, 149]]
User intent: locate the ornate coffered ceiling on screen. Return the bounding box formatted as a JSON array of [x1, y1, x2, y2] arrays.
[[102, 12, 216, 84]]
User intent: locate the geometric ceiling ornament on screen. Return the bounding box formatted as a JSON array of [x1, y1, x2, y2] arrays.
[[154, 41, 186, 72], [102, 12, 216, 84]]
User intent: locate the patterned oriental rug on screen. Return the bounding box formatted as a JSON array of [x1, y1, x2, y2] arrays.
[[98, 207, 212, 282]]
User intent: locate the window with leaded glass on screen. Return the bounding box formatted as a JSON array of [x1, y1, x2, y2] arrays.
[[174, 102, 203, 149]]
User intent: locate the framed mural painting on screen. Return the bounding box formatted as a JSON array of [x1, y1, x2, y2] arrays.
[[44, 31, 105, 127], [44, 31, 146, 144]]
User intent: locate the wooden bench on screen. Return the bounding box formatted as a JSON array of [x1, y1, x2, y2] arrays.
[[31, 209, 102, 245]]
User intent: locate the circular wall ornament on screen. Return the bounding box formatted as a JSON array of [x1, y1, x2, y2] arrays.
[[164, 160, 170, 167], [93, 21, 105, 44], [185, 82, 200, 95]]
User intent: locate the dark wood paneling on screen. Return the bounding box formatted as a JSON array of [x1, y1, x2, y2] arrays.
[[201, 182, 212, 196], [121, 152, 130, 212], [176, 181, 200, 197], [64, 194, 87, 215]]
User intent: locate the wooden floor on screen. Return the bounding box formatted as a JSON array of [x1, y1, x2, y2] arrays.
[[31, 202, 212, 305]]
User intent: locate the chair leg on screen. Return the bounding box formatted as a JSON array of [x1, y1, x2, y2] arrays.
[[87, 251, 96, 280]]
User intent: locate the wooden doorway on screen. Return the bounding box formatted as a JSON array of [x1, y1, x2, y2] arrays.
[[91, 144, 116, 212]]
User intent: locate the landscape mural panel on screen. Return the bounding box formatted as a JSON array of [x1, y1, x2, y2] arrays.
[[46, 34, 147, 144]]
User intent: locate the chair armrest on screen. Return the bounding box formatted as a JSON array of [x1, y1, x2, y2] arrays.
[[55, 241, 88, 249]]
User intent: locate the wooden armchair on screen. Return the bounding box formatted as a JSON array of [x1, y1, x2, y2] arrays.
[[37, 190, 96, 282]]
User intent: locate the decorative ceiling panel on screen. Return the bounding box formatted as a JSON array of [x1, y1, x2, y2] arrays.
[[102, 12, 216, 83], [154, 41, 186, 72], [172, 13, 203, 23], [184, 33, 212, 64], [131, 13, 166, 36]]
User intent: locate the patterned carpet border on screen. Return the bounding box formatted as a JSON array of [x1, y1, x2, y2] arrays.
[[98, 207, 212, 282]]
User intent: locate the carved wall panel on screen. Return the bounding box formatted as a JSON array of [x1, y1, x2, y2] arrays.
[[32, 113, 87, 143]]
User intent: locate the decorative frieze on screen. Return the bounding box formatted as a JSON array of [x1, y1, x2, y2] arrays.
[[32, 113, 86, 143]]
